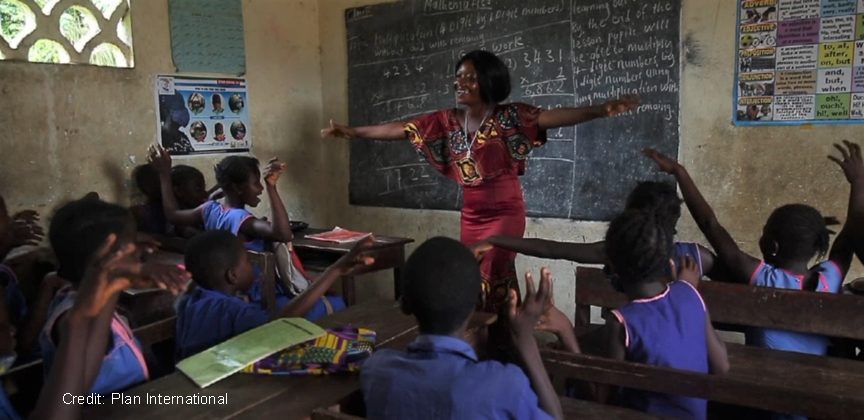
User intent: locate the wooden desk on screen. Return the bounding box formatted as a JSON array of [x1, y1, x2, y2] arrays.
[[293, 229, 414, 305], [86, 300, 492, 420]]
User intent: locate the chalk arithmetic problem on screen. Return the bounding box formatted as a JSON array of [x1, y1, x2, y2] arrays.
[[346, 0, 681, 221]]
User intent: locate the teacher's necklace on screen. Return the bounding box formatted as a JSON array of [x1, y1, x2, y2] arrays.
[[464, 108, 490, 159]]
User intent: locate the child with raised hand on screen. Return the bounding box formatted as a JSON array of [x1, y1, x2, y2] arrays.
[[149, 145, 344, 317], [471, 181, 720, 280], [39, 197, 189, 396], [644, 147, 855, 359], [601, 207, 728, 419], [361, 237, 563, 420], [31, 233, 147, 420], [175, 231, 374, 360]]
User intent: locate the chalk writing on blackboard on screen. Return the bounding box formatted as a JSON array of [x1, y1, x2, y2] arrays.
[[168, 0, 246, 74]]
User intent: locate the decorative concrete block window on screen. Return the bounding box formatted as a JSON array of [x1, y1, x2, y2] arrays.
[[0, 0, 132, 67]]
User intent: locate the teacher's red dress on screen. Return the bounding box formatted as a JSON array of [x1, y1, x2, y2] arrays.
[[405, 103, 547, 311]]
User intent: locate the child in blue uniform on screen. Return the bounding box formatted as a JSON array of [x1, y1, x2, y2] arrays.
[[603, 208, 729, 419], [175, 230, 374, 360], [472, 181, 720, 279], [40, 197, 188, 395], [361, 237, 563, 420], [645, 144, 862, 420], [149, 145, 343, 319]]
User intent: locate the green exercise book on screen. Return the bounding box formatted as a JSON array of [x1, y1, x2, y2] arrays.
[[176, 318, 326, 388]]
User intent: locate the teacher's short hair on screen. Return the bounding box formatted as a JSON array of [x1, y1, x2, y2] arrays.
[[456, 50, 511, 104], [400, 237, 481, 335]]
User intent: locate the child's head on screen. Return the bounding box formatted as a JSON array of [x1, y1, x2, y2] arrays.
[[400, 237, 480, 335], [605, 208, 674, 288], [49, 197, 136, 285], [171, 165, 208, 209], [759, 204, 829, 264], [133, 164, 161, 203], [624, 181, 682, 234], [214, 156, 263, 207], [184, 230, 255, 292]]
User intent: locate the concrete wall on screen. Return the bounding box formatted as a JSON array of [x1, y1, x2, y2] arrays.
[[0, 0, 330, 227], [318, 0, 861, 317]]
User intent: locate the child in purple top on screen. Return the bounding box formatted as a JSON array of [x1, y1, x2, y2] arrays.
[[604, 208, 729, 419], [645, 144, 863, 420], [472, 181, 721, 280]]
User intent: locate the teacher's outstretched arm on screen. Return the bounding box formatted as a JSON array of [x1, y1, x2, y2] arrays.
[[321, 119, 407, 140], [537, 95, 640, 129]]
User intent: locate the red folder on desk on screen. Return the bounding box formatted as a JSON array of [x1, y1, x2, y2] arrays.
[[305, 227, 372, 243]]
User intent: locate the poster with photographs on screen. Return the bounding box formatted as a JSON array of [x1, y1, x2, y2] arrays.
[[155, 75, 251, 156], [734, 0, 864, 125]]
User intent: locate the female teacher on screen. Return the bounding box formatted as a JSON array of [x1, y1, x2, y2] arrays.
[[323, 50, 638, 312]]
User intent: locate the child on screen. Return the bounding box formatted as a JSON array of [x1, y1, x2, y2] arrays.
[[129, 164, 168, 235], [599, 208, 729, 419], [644, 147, 855, 357], [170, 165, 211, 211], [361, 237, 563, 420], [175, 230, 374, 360], [472, 181, 718, 279], [32, 233, 151, 420], [39, 197, 188, 395], [149, 145, 341, 316]]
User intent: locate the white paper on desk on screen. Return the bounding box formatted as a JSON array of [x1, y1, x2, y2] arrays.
[[305, 227, 372, 244], [176, 318, 325, 388]]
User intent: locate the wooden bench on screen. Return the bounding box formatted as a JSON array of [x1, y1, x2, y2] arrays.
[[542, 348, 864, 420], [574, 266, 864, 342], [565, 267, 864, 419]]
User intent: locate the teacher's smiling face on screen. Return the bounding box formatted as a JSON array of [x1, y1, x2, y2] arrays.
[[454, 60, 483, 106]]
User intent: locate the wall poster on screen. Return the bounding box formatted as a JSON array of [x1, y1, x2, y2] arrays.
[[735, 0, 864, 125], [155, 75, 251, 156]]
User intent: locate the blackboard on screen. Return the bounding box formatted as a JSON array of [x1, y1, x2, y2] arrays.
[[346, 0, 681, 221]]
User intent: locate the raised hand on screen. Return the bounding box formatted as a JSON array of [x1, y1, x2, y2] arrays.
[[11, 218, 44, 248], [320, 120, 357, 139], [72, 234, 141, 319], [677, 255, 700, 286], [603, 94, 640, 117], [147, 144, 172, 175], [262, 157, 287, 186], [334, 235, 377, 276], [469, 240, 493, 261], [828, 140, 864, 184], [508, 268, 553, 339], [644, 148, 682, 175], [137, 262, 190, 295], [535, 304, 572, 336]]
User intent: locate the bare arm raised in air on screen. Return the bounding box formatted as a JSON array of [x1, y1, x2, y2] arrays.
[[509, 268, 564, 420], [537, 95, 640, 129], [273, 237, 375, 318], [149, 145, 205, 227], [320, 120, 407, 140], [644, 149, 761, 283], [472, 236, 605, 264], [827, 141, 864, 276], [237, 158, 294, 244]]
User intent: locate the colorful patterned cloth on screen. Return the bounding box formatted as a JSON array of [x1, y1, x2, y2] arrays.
[[242, 327, 376, 375]]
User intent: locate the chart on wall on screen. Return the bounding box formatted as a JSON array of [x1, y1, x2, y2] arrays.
[[154, 75, 251, 156], [734, 0, 864, 125]]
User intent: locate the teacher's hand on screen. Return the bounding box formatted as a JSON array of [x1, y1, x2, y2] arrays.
[[321, 120, 357, 139], [602, 94, 640, 117]]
